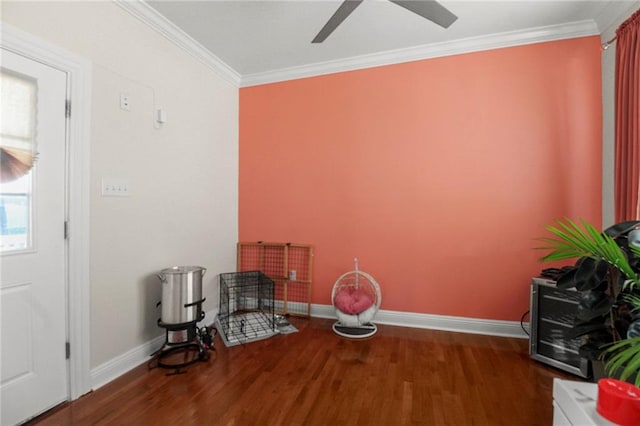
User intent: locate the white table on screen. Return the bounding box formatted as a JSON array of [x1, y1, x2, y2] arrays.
[[553, 379, 617, 425]]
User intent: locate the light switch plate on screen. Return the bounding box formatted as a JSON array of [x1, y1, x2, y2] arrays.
[[101, 178, 130, 197]]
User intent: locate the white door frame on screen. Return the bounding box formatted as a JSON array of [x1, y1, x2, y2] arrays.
[[1, 23, 92, 400]]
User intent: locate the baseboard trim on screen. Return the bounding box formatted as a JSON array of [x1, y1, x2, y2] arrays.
[[311, 304, 528, 339], [91, 306, 526, 389], [90, 334, 163, 391], [90, 308, 218, 390]]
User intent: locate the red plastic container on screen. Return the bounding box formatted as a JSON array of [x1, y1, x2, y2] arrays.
[[597, 379, 640, 426]]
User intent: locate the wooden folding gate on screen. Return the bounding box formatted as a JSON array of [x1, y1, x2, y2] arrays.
[[237, 242, 314, 317]]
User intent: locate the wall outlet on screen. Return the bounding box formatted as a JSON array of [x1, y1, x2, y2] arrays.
[[120, 94, 130, 111], [101, 178, 130, 197]]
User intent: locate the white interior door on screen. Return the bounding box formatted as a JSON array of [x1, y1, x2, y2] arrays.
[[1, 49, 68, 425]]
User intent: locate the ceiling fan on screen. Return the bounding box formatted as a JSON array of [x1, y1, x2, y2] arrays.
[[312, 0, 458, 43]]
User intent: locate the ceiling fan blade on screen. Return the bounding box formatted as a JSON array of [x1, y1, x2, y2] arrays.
[[390, 0, 457, 29], [312, 0, 364, 43]]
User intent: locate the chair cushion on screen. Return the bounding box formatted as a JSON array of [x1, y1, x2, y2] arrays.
[[334, 288, 374, 315]]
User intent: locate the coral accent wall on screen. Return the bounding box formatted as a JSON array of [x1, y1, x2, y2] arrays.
[[239, 36, 602, 321]]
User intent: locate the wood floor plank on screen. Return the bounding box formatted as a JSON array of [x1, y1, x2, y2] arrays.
[[27, 317, 577, 425]]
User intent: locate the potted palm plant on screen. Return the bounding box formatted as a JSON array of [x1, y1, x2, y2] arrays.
[[602, 293, 640, 385], [539, 219, 640, 382]]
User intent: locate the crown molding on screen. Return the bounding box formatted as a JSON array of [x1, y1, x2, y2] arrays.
[[595, 0, 640, 38], [111, 1, 599, 89], [240, 20, 599, 87], [113, 0, 241, 86]]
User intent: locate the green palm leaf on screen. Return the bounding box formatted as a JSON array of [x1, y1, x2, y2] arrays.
[[602, 337, 640, 386], [537, 219, 639, 288], [625, 293, 640, 311]]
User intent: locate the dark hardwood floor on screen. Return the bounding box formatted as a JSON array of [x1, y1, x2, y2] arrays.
[[29, 317, 577, 425]]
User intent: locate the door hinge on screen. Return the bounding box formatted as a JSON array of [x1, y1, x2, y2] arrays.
[[64, 221, 69, 239], [65, 342, 71, 359], [65, 99, 71, 118]]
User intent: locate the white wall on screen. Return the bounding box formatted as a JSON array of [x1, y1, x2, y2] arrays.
[[2, 2, 238, 368], [600, 1, 640, 228]]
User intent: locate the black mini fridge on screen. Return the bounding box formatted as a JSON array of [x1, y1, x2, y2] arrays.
[[529, 278, 590, 378]]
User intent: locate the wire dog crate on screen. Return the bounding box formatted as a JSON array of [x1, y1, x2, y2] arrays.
[[237, 242, 314, 317], [215, 271, 277, 347]]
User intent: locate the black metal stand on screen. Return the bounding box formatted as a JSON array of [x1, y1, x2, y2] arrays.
[[151, 310, 212, 371]]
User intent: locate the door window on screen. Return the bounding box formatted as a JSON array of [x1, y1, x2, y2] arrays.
[[0, 70, 37, 253]]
